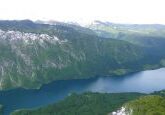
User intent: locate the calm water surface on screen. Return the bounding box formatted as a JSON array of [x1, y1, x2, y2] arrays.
[[1, 68, 165, 115]]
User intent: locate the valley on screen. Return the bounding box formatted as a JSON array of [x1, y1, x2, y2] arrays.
[[0, 20, 165, 115], [0, 68, 165, 114]]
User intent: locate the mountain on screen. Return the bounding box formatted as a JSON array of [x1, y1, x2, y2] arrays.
[[88, 21, 165, 65], [0, 20, 164, 90], [88, 20, 165, 45], [88, 20, 165, 37]]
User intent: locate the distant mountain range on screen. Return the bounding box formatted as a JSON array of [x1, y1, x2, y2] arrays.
[[0, 20, 165, 90]]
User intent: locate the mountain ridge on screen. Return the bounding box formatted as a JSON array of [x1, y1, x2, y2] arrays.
[[0, 20, 164, 90]]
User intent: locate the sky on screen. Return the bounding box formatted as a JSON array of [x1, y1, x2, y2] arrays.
[[0, 0, 165, 24]]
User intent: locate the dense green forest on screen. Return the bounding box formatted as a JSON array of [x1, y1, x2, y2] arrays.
[[125, 95, 165, 115], [0, 20, 165, 90], [0, 105, 3, 115], [11, 92, 144, 115], [11, 90, 165, 115], [115, 90, 165, 115]]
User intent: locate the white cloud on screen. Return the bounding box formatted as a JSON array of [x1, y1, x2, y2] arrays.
[[0, 0, 165, 24]]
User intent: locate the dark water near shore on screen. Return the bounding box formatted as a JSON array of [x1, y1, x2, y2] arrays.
[[1, 68, 165, 115]]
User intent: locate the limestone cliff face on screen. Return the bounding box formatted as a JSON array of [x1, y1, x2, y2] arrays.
[[110, 107, 132, 115]]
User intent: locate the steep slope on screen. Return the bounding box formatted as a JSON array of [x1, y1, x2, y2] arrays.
[[88, 21, 165, 65], [88, 21, 165, 47], [0, 20, 164, 90]]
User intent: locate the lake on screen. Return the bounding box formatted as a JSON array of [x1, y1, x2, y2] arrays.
[[1, 68, 165, 115]]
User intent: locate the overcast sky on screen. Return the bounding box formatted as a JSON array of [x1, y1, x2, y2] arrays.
[[0, 0, 165, 24]]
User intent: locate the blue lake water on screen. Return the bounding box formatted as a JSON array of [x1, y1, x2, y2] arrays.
[[1, 68, 165, 115]]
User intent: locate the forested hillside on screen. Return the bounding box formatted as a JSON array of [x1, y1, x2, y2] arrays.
[[0, 20, 164, 90]]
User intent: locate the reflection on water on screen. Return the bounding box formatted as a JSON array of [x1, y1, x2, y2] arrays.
[[87, 68, 165, 93]]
